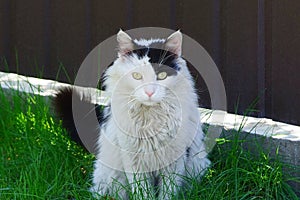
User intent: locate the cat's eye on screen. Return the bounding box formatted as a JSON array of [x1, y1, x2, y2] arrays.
[[157, 71, 168, 80], [132, 72, 143, 80]]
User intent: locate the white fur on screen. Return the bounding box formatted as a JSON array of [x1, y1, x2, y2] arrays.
[[91, 33, 210, 199], [133, 38, 166, 47]]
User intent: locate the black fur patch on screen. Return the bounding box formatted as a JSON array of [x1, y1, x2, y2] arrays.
[[127, 41, 181, 76], [53, 87, 84, 146], [53, 87, 108, 152], [186, 147, 191, 158], [95, 104, 110, 128], [98, 61, 114, 91]]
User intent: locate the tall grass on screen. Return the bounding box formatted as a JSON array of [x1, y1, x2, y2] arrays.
[[0, 84, 298, 199], [0, 88, 94, 199]]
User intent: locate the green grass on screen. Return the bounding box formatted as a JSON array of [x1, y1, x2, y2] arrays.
[[0, 86, 299, 199], [0, 88, 94, 199]]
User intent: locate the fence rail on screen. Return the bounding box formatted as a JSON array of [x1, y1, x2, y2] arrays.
[[1, 0, 300, 125]]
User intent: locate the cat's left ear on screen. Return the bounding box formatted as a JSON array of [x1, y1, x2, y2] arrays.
[[165, 30, 182, 56], [117, 29, 134, 56]]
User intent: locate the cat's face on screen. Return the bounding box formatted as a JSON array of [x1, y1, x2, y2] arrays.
[[105, 30, 185, 106], [117, 53, 182, 106]]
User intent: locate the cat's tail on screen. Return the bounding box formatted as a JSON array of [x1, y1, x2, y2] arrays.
[[53, 87, 103, 153]]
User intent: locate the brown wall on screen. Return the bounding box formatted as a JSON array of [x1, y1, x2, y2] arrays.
[[1, 0, 300, 125]]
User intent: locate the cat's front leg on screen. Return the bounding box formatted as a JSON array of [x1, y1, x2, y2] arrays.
[[126, 172, 155, 199], [158, 172, 183, 200], [158, 160, 185, 200], [91, 160, 128, 199]]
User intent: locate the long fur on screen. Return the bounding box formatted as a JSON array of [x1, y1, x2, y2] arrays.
[[54, 30, 211, 199], [53, 87, 86, 146], [53, 87, 106, 153]]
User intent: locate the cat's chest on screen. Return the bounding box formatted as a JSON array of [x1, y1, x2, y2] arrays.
[[133, 107, 179, 133], [117, 106, 182, 151]]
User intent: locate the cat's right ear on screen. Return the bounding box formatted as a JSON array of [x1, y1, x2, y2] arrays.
[[117, 29, 134, 56], [165, 30, 182, 56]]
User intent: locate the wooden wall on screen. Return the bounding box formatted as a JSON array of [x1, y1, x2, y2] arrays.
[[1, 0, 300, 125]]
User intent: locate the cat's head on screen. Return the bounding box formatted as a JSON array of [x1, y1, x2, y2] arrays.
[[104, 30, 194, 107]]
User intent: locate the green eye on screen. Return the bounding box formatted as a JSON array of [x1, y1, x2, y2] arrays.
[[157, 71, 168, 80], [132, 72, 143, 80]]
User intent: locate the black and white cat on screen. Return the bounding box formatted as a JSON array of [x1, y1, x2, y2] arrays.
[[54, 30, 210, 199]]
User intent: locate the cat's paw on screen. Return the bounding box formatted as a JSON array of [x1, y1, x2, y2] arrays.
[[89, 186, 103, 199]]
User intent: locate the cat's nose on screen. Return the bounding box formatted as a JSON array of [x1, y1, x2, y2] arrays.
[[145, 91, 154, 97]]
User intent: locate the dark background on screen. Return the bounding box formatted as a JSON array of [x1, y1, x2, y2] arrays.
[[0, 0, 299, 126]]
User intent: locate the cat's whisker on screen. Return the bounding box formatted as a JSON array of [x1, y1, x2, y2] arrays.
[[126, 98, 137, 105], [159, 54, 174, 66], [82, 104, 104, 119], [159, 48, 169, 65], [54, 30, 210, 199], [117, 98, 138, 113], [158, 47, 167, 64]]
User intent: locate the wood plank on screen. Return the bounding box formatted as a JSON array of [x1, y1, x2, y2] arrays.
[[221, 0, 260, 116], [49, 0, 90, 83], [181, 0, 215, 109], [271, 0, 300, 125], [0, 0, 10, 64], [6, 0, 46, 78]]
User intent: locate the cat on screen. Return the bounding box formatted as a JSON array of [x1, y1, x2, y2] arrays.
[[54, 30, 211, 199]]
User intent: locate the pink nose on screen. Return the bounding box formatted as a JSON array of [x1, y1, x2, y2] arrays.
[[145, 91, 154, 97]]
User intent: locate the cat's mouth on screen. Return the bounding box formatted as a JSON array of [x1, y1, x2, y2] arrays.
[[128, 95, 162, 107], [141, 100, 159, 106]]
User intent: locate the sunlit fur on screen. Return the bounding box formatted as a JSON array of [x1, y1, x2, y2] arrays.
[[91, 32, 211, 199]]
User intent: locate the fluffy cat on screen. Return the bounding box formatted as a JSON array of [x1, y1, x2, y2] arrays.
[[54, 30, 210, 199]]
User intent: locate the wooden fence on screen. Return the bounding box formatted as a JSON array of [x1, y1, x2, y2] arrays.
[[1, 0, 300, 125]]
